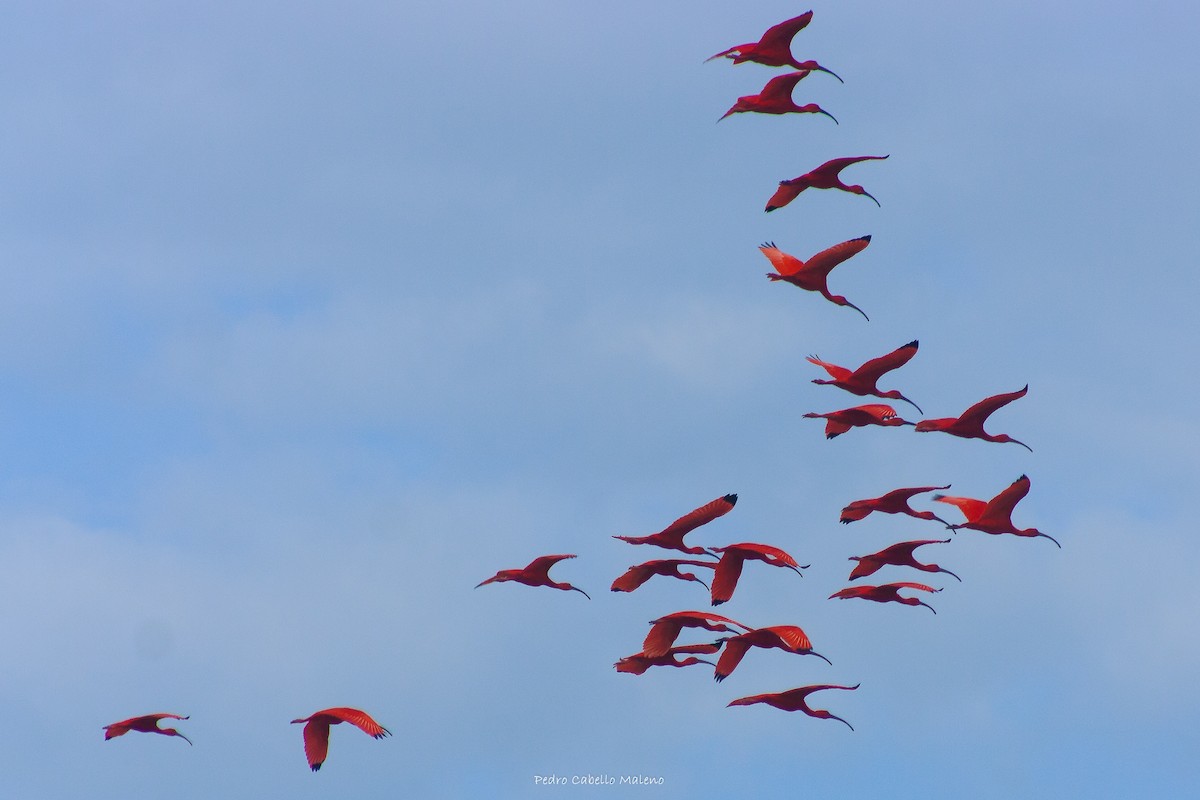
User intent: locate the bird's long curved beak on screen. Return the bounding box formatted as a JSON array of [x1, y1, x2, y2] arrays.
[[819, 108, 839, 125], [899, 395, 923, 414], [818, 66, 845, 84], [844, 300, 868, 321], [863, 189, 881, 207], [811, 649, 833, 666], [1013, 438, 1034, 452]]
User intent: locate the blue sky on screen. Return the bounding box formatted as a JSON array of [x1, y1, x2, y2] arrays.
[[1, 1, 1197, 797]]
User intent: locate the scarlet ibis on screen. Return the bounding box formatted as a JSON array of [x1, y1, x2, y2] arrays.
[[706, 12, 843, 82], [611, 558, 716, 593], [643, 610, 752, 659], [727, 684, 859, 730], [848, 539, 960, 582], [914, 385, 1032, 451], [475, 554, 590, 599], [766, 155, 888, 211], [614, 493, 736, 555], [290, 707, 390, 772], [713, 625, 831, 682], [103, 713, 191, 745], [718, 71, 837, 123], [615, 643, 721, 675], [807, 340, 922, 413], [760, 237, 870, 319], [829, 582, 941, 613], [934, 475, 1060, 547], [709, 542, 807, 606], [804, 403, 913, 439], [840, 484, 952, 526]]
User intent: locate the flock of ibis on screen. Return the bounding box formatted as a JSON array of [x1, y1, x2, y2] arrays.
[[478, 8, 1057, 733], [102, 7, 1055, 772]]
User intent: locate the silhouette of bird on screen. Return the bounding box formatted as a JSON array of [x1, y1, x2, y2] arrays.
[[760, 237, 870, 319], [848, 539, 961, 582], [643, 610, 752, 658], [804, 404, 913, 439], [807, 340, 922, 413], [706, 12, 843, 81], [914, 385, 1032, 451], [766, 155, 888, 211], [718, 71, 837, 123], [103, 713, 191, 745], [475, 554, 590, 598], [840, 483, 952, 526], [709, 543, 808, 606], [934, 475, 1060, 547], [614, 493, 736, 555], [615, 643, 721, 675], [713, 625, 831, 682], [728, 684, 859, 730], [829, 582, 941, 613], [611, 558, 716, 593], [290, 707, 391, 772]]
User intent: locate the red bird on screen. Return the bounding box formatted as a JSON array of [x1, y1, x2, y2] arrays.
[[706, 12, 843, 82], [713, 625, 830, 682], [840, 483, 952, 526], [643, 610, 752, 658], [829, 582, 941, 613], [103, 713, 191, 745], [718, 71, 837, 123], [848, 539, 960, 582], [728, 684, 859, 730], [614, 493, 736, 555], [914, 385, 1032, 451], [475, 554, 590, 599], [615, 643, 721, 675], [760, 237, 870, 320], [807, 340, 922, 413], [804, 404, 913, 439], [290, 707, 390, 772], [766, 155, 889, 211], [934, 475, 1060, 547], [709, 543, 807, 606], [611, 558, 715, 593]]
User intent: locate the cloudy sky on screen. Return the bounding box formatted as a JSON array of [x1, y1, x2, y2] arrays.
[[1, 1, 1197, 797]]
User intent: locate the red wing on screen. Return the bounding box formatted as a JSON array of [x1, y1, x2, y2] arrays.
[[882, 581, 938, 593], [811, 154, 888, 179], [853, 403, 900, 421], [710, 553, 744, 605], [658, 494, 737, 541], [762, 625, 813, 651], [721, 541, 799, 567], [610, 564, 652, 593], [806, 355, 852, 382], [755, 71, 809, 104], [714, 636, 752, 681], [524, 554, 576, 579], [756, 12, 814, 52], [983, 475, 1031, 520], [839, 500, 873, 522], [854, 340, 919, 382], [802, 236, 871, 278], [642, 621, 682, 658], [302, 719, 331, 770], [933, 493, 987, 522], [848, 557, 882, 580], [759, 243, 805, 276], [958, 385, 1028, 425], [878, 539, 945, 559], [323, 707, 391, 739], [825, 419, 852, 438], [670, 642, 722, 656], [765, 181, 804, 212]]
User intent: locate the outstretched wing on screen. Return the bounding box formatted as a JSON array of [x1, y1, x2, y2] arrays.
[[854, 340, 918, 382], [958, 385, 1028, 425]]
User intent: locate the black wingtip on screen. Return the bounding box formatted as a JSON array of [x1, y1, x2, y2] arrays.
[[724, 493, 738, 505]]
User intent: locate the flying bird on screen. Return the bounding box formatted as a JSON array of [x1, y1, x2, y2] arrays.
[[643, 610, 752, 659], [766, 155, 888, 211], [709, 542, 807, 606], [615, 643, 721, 675], [103, 713, 192, 745], [713, 625, 830, 682], [614, 493, 736, 555], [727, 684, 859, 730], [807, 340, 922, 413], [934, 475, 1060, 547], [760, 237, 870, 320], [706, 12, 843, 81], [848, 539, 961, 582], [914, 385, 1032, 451], [829, 582, 941, 613], [475, 554, 590, 599], [718, 71, 837, 123], [611, 558, 716, 593], [290, 707, 391, 772], [804, 404, 913, 439], [840, 483, 952, 526]]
